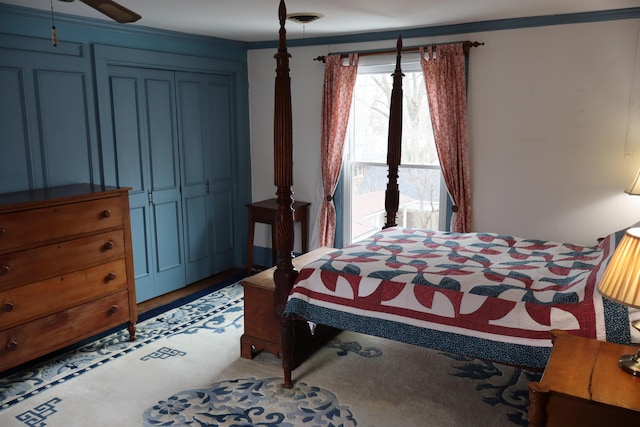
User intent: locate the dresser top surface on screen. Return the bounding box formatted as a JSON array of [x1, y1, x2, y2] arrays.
[[0, 184, 130, 212]]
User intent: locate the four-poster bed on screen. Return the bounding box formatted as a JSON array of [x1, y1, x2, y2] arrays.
[[270, 0, 637, 388]]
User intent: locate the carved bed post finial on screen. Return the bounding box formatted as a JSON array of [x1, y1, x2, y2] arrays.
[[273, 0, 296, 389], [278, 0, 287, 52], [384, 35, 404, 229]]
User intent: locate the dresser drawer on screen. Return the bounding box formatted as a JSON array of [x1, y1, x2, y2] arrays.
[[0, 196, 124, 253], [0, 290, 130, 372], [0, 230, 125, 288], [0, 259, 128, 331]]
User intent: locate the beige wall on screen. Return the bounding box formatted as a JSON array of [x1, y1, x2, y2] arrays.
[[248, 18, 640, 249]]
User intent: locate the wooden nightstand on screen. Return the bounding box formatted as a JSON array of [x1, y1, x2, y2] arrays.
[[528, 330, 640, 426], [240, 246, 338, 366], [245, 198, 310, 275]]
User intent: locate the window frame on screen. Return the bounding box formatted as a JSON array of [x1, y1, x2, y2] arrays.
[[339, 55, 451, 246]]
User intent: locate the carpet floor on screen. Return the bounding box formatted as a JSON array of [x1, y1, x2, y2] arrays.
[[0, 282, 539, 426]]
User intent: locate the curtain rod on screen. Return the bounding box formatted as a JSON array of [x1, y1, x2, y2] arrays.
[[313, 41, 483, 62]]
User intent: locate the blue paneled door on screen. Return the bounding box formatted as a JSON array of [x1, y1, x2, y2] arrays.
[[176, 72, 235, 284], [106, 67, 236, 302], [108, 66, 185, 302]]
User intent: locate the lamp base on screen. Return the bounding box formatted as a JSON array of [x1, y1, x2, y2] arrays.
[[619, 352, 640, 376]]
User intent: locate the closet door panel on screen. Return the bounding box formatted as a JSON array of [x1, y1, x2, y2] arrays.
[[210, 82, 232, 182], [176, 74, 214, 283], [178, 80, 206, 186], [110, 76, 146, 191], [208, 80, 235, 269], [129, 206, 151, 277], [35, 70, 92, 187], [151, 200, 185, 294], [0, 43, 100, 193], [107, 66, 184, 302], [0, 67, 32, 194], [144, 76, 185, 292], [146, 79, 181, 190], [211, 184, 234, 270], [108, 71, 154, 302], [185, 195, 208, 256], [151, 194, 183, 271]]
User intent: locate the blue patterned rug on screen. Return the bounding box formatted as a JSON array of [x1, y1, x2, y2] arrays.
[[0, 282, 540, 426]]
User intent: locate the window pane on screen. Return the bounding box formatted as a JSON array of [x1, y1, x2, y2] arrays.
[[352, 74, 389, 163], [350, 164, 443, 242], [352, 71, 437, 166], [398, 167, 442, 230], [346, 62, 446, 244], [350, 164, 387, 242], [401, 72, 437, 166]]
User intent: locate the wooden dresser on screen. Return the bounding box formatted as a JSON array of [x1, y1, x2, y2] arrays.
[[0, 184, 137, 372]]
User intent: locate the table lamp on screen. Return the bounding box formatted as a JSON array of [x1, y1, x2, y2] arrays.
[[626, 168, 640, 195], [598, 227, 640, 376]]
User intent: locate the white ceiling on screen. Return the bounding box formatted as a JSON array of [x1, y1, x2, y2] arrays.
[[2, 0, 639, 42]]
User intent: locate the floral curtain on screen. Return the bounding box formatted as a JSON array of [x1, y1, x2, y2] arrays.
[[318, 54, 359, 247], [420, 44, 472, 232]]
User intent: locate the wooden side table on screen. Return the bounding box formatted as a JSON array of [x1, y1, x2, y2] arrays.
[[241, 246, 338, 365], [245, 198, 310, 274], [528, 330, 640, 426]]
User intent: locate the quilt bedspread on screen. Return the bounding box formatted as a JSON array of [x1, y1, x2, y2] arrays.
[[285, 227, 631, 368]]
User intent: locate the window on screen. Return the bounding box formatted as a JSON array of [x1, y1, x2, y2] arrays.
[[343, 55, 448, 244]]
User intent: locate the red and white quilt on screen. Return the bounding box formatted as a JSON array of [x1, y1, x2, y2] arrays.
[[285, 227, 632, 367]]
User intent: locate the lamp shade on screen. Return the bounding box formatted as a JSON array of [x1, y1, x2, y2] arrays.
[[598, 228, 640, 309], [626, 169, 640, 195]]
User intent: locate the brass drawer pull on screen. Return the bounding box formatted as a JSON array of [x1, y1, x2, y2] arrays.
[[0, 265, 9, 275], [103, 241, 115, 250], [2, 302, 13, 312], [101, 209, 112, 218], [0, 227, 6, 237], [6, 340, 18, 352], [109, 305, 119, 314], [106, 272, 117, 281]]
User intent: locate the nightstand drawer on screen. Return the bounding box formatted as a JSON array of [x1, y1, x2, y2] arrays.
[[0, 259, 128, 330], [0, 196, 124, 253]]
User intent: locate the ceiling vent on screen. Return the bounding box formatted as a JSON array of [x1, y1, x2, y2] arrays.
[[286, 12, 324, 24]]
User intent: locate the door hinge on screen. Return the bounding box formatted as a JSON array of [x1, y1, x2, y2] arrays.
[[148, 191, 153, 204], [206, 180, 210, 195]]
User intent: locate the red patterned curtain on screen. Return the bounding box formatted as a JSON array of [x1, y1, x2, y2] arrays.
[[318, 54, 359, 247], [420, 44, 472, 232]]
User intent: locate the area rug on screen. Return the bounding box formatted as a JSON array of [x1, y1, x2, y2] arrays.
[[0, 282, 540, 426]]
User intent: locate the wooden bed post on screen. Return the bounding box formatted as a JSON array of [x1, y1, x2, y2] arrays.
[[384, 36, 404, 229], [272, 0, 297, 389]]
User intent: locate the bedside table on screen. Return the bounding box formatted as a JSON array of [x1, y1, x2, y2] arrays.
[[245, 198, 310, 275], [528, 330, 640, 426]]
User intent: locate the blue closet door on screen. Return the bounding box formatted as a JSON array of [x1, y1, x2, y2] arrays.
[[108, 66, 185, 302], [176, 72, 235, 283], [206, 77, 236, 273]]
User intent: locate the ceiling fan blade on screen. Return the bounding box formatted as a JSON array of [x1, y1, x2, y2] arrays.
[[80, 0, 141, 23]]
